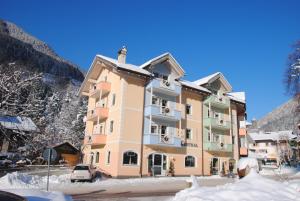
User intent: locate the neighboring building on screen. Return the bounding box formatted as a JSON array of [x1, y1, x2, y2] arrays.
[[248, 130, 297, 166], [79, 47, 246, 177], [51, 142, 80, 166], [0, 116, 38, 152]]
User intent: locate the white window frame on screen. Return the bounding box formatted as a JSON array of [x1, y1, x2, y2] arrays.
[[111, 93, 116, 106], [186, 104, 192, 115], [106, 151, 111, 165], [186, 128, 192, 140], [184, 155, 196, 168], [151, 124, 158, 134], [109, 120, 114, 133], [122, 150, 139, 166]]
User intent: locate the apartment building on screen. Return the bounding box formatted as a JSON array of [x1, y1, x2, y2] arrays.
[[79, 47, 246, 177], [248, 130, 296, 166]]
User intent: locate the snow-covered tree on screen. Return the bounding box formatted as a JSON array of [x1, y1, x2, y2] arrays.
[[285, 41, 300, 99]]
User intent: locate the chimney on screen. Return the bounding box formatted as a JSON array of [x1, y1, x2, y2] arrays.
[[117, 46, 127, 64]]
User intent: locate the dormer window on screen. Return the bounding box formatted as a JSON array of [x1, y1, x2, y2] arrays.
[[162, 75, 168, 81]]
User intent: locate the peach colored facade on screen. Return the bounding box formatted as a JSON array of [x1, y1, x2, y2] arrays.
[[79, 48, 246, 178]]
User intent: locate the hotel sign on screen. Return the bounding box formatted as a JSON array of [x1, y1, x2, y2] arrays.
[[181, 142, 198, 147]]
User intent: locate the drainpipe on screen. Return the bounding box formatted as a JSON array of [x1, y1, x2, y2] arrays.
[[201, 95, 205, 176], [139, 84, 147, 177]]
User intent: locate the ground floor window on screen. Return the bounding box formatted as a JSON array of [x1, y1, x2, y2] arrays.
[[107, 151, 111, 164], [95, 152, 99, 163], [123, 151, 138, 165], [185, 155, 195, 167]]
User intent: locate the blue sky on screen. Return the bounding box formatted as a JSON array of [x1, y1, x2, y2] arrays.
[[1, 0, 300, 120]]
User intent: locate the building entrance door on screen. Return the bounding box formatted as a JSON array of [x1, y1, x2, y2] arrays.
[[148, 153, 167, 176], [211, 157, 219, 175]]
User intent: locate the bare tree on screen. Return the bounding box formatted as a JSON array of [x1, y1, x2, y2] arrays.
[[285, 41, 300, 100]]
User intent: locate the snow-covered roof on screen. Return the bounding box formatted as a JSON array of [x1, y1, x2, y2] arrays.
[[139, 52, 185, 77], [96, 54, 151, 76], [193, 72, 232, 91], [0, 116, 38, 132], [179, 80, 211, 94], [249, 130, 296, 142], [227, 92, 246, 104]]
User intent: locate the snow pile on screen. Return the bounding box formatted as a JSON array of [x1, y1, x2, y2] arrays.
[[173, 169, 300, 201], [0, 172, 71, 189], [237, 157, 258, 170], [260, 166, 300, 176], [3, 189, 72, 201]]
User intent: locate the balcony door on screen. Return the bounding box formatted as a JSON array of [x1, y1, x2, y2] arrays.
[[211, 157, 219, 175], [148, 153, 167, 176], [160, 125, 170, 144]]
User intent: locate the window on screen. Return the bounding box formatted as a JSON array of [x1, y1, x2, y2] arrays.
[[208, 132, 211, 142], [213, 112, 220, 118], [186, 104, 192, 115], [152, 96, 159, 105], [95, 152, 99, 163], [186, 129, 192, 139], [185, 156, 195, 167], [162, 75, 168, 81], [110, 121, 114, 133], [151, 125, 158, 134], [112, 94, 116, 106], [123, 151, 138, 165], [100, 124, 103, 134], [107, 151, 111, 164]]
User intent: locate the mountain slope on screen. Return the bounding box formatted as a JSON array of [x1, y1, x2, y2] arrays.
[[0, 20, 86, 154], [255, 99, 300, 132]]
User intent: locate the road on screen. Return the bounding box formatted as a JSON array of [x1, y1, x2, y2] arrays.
[[71, 177, 235, 201]]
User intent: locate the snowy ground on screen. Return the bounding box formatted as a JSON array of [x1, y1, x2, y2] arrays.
[[0, 166, 299, 201], [173, 169, 300, 201]]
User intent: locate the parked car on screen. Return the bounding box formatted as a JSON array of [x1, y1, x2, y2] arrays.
[[70, 164, 96, 182], [0, 155, 12, 168]]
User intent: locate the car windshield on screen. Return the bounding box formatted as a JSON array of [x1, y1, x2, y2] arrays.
[[0, 156, 7, 160], [74, 165, 89, 170]]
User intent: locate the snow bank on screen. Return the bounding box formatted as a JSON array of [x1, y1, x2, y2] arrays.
[[0, 172, 71, 189], [237, 157, 258, 170], [3, 189, 72, 201], [260, 166, 300, 176], [173, 169, 300, 201]]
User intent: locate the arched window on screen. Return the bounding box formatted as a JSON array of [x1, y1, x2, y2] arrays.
[[185, 156, 195, 167], [123, 151, 138, 165], [95, 152, 100, 163]]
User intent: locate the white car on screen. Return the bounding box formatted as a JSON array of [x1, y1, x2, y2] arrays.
[[70, 164, 96, 182]]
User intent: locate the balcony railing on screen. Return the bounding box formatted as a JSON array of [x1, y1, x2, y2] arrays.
[[204, 95, 230, 109], [240, 147, 248, 156], [145, 105, 181, 121], [239, 128, 247, 136], [84, 135, 107, 146], [146, 79, 181, 96], [204, 118, 231, 130], [204, 142, 233, 152], [143, 133, 181, 147], [86, 106, 109, 122], [89, 81, 111, 98]]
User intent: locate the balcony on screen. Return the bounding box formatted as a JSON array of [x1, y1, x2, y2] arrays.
[[89, 81, 111, 98], [146, 79, 181, 96], [204, 95, 230, 109], [239, 128, 247, 136], [240, 147, 248, 156], [143, 133, 181, 148], [86, 106, 109, 122], [145, 105, 181, 122], [84, 135, 107, 146], [204, 118, 231, 131], [204, 142, 233, 152]]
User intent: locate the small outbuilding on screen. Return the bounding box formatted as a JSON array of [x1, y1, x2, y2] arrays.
[[51, 142, 80, 166]]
